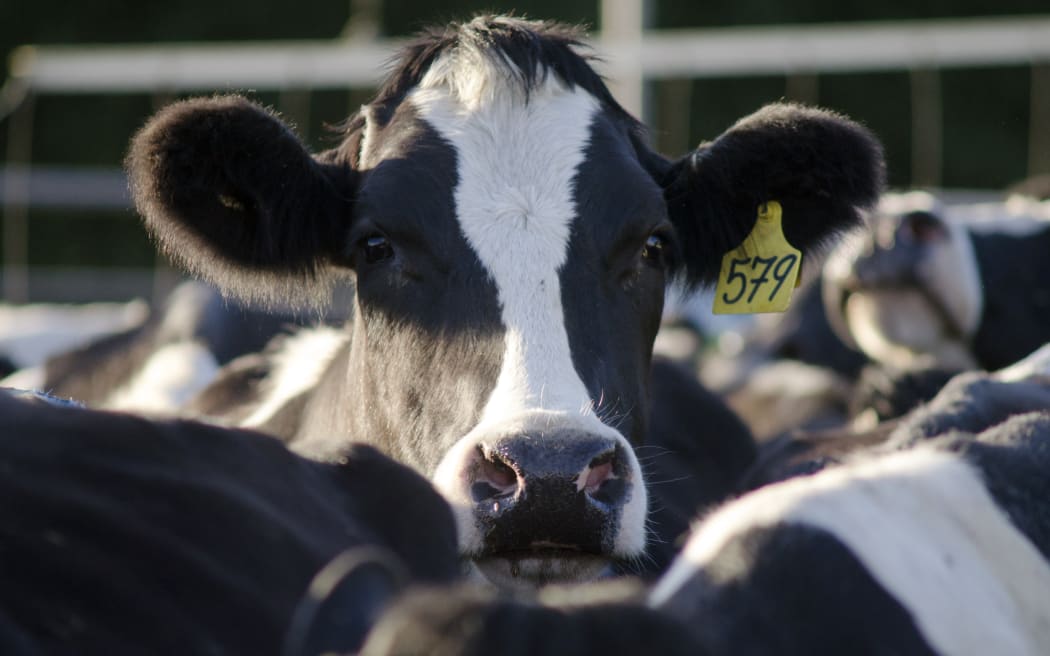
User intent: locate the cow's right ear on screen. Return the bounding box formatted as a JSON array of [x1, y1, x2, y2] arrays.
[[126, 95, 358, 306]]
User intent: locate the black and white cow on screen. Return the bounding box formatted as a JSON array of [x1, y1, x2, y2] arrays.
[[334, 407, 1050, 655], [823, 189, 1050, 372], [127, 16, 884, 588], [2, 280, 331, 412], [0, 389, 458, 655], [652, 410, 1050, 655], [740, 341, 1050, 488]]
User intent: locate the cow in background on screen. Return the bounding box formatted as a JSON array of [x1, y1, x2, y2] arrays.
[[824, 190, 1050, 373], [0, 390, 457, 655], [2, 280, 340, 413], [297, 349, 1050, 655]]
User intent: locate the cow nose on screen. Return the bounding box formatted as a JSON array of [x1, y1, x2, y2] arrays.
[[468, 433, 629, 553]]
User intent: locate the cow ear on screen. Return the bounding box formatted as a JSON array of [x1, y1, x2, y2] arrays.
[[126, 95, 358, 307], [657, 103, 885, 288], [282, 547, 408, 656]]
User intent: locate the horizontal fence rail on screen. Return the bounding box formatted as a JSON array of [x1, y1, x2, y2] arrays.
[[0, 166, 129, 210], [6, 16, 1050, 96], [4, 13, 1050, 302]]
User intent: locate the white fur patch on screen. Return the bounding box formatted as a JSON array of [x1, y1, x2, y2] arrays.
[[241, 326, 349, 428], [995, 343, 1050, 382], [103, 341, 220, 413], [0, 299, 148, 369], [0, 365, 45, 392], [651, 448, 1050, 655], [413, 57, 647, 561]]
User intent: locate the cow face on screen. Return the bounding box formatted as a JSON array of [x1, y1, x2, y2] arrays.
[[822, 191, 983, 371], [128, 16, 884, 588]]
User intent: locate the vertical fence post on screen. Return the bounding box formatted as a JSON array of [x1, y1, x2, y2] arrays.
[[910, 68, 943, 188], [600, 0, 652, 125], [1029, 63, 1050, 177], [785, 72, 820, 106], [3, 91, 34, 303]]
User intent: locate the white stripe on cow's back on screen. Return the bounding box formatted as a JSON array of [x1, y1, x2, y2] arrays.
[[103, 341, 220, 413], [241, 326, 349, 429], [651, 447, 1050, 655], [411, 63, 599, 425]]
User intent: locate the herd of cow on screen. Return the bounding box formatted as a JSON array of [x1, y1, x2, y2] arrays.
[[2, 15, 1049, 655]]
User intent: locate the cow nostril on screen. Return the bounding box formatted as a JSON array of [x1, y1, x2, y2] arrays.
[[471, 450, 518, 503], [578, 451, 625, 505], [584, 460, 613, 493]]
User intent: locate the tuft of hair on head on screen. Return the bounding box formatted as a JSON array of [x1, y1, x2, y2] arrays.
[[342, 15, 641, 149]]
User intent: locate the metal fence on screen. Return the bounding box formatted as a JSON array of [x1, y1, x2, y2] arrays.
[[3, 13, 1050, 301]]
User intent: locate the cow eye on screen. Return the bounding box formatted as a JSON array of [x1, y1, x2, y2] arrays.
[[361, 235, 395, 264], [641, 233, 667, 266]]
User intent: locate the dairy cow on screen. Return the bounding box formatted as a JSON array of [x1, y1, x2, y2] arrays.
[[823, 190, 1050, 372], [0, 390, 458, 655], [314, 386, 1050, 655], [652, 411, 1050, 655], [1, 280, 330, 413], [128, 16, 884, 588]]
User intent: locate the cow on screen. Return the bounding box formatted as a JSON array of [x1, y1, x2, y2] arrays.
[[315, 400, 1050, 655], [823, 189, 1050, 373], [126, 16, 885, 589], [652, 410, 1050, 655], [1, 280, 335, 413], [0, 298, 147, 377], [0, 389, 458, 655], [286, 543, 702, 656]]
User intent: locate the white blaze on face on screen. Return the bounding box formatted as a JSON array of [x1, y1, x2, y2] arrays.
[[651, 448, 1050, 655], [414, 56, 647, 560]]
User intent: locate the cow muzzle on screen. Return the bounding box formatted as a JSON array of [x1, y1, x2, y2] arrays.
[[433, 419, 647, 591]]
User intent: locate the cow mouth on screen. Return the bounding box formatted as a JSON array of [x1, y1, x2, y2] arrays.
[[471, 546, 612, 590]]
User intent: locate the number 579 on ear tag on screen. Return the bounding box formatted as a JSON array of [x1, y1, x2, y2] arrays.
[[712, 201, 801, 315]]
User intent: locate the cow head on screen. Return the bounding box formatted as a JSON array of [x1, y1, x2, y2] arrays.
[[128, 16, 884, 588], [822, 191, 983, 371]]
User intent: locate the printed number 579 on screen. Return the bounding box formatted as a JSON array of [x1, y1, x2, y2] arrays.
[[720, 253, 799, 306]]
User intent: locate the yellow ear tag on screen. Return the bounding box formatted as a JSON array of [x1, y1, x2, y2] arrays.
[[712, 201, 801, 315]]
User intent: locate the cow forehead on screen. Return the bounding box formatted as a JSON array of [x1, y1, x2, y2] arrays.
[[409, 76, 598, 274], [407, 73, 602, 421]]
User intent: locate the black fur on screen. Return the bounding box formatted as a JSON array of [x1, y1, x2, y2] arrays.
[[660, 103, 885, 287], [659, 524, 938, 656], [848, 363, 961, 423], [127, 96, 357, 307], [660, 413, 1050, 655], [358, 580, 703, 656], [0, 393, 458, 654], [633, 358, 756, 575], [741, 364, 1050, 489], [970, 228, 1050, 370]]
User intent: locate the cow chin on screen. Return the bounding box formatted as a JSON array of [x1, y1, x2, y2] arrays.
[[469, 553, 611, 591]]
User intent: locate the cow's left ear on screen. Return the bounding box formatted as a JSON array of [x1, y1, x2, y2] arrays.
[[127, 95, 359, 307], [653, 103, 885, 287]]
